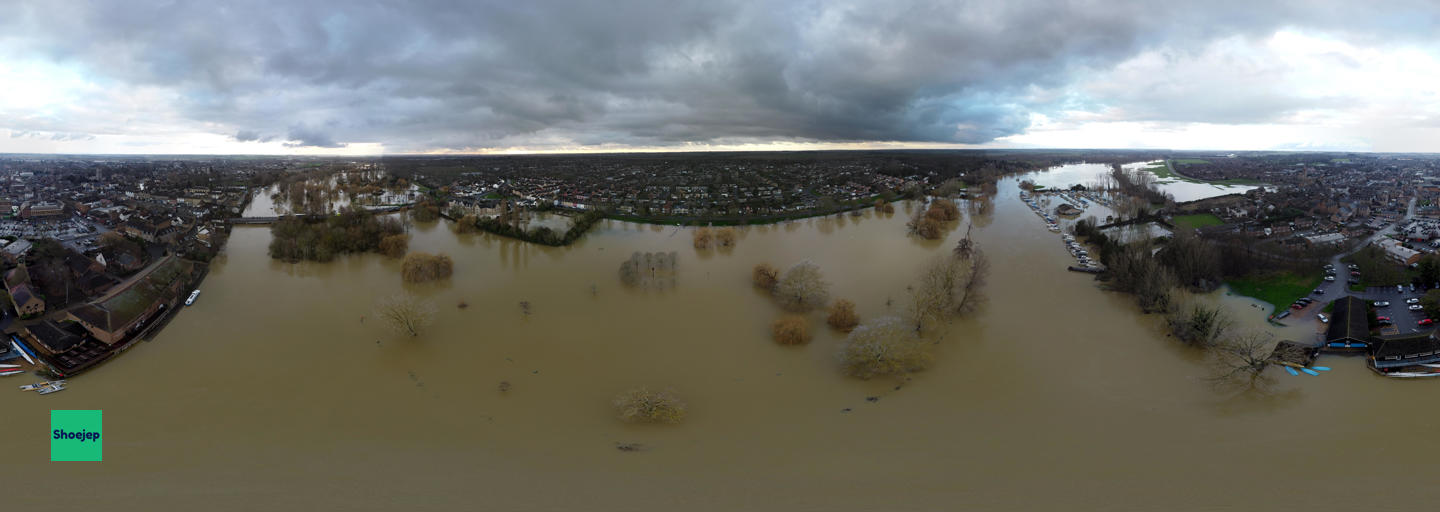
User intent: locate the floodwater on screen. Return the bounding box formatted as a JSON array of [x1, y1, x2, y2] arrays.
[[1029, 162, 1260, 202], [3, 170, 1435, 511]]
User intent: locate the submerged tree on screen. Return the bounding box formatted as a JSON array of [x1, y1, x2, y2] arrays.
[[752, 263, 779, 291], [714, 227, 737, 247], [772, 315, 812, 345], [840, 316, 934, 379], [827, 299, 860, 332], [374, 294, 437, 337], [1208, 331, 1274, 391], [693, 227, 713, 249], [378, 234, 409, 259], [401, 252, 455, 283], [1168, 299, 1235, 347], [613, 387, 687, 424], [774, 260, 831, 312]]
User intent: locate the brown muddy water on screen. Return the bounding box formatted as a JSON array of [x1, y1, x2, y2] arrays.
[[3, 174, 1435, 511]]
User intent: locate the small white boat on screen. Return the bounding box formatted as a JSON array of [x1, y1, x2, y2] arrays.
[[0, 370, 22, 377], [37, 383, 65, 395], [0, 364, 19, 369], [1384, 372, 1440, 378], [185, 289, 201, 306]]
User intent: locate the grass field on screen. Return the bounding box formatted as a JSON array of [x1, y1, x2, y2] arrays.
[[1173, 158, 1212, 165], [1226, 272, 1324, 312], [1173, 213, 1224, 230]]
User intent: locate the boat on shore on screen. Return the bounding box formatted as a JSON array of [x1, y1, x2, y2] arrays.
[[9, 339, 35, 366], [0, 370, 23, 377], [20, 380, 65, 391], [0, 364, 19, 369], [186, 289, 201, 306], [37, 383, 65, 395]]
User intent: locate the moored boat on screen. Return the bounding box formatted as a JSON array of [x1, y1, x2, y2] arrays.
[[19, 380, 64, 391], [37, 383, 65, 395], [186, 289, 201, 306], [0, 370, 23, 377]]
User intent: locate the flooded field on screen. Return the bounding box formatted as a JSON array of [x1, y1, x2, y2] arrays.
[[2, 171, 1433, 510], [1029, 161, 1260, 202]]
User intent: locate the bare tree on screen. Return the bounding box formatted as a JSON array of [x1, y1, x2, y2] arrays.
[[774, 260, 831, 311], [840, 316, 934, 379], [1208, 331, 1274, 391], [1168, 298, 1235, 347], [374, 294, 437, 337]]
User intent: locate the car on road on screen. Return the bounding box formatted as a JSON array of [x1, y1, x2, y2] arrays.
[[1410, 304, 1424, 311], [1375, 301, 1390, 307], [1317, 313, 1329, 323], [1407, 298, 1421, 304], [1325, 276, 1336, 281], [1420, 319, 1434, 326], [1313, 288, 1326, 295]]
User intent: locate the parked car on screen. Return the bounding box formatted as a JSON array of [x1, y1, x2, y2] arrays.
[[1291, 303, 1304, 309], [1349, 264, 1360, 270], [1380, 319, 1395, 326], [1375, 301, 1390, 307], [1313, 288, 1326, 295], [1351, 271, 1361, 276], [1407, 298, 1421, 304], [1325, 276, 1336, 282], [1410, 284, 1416, 292], [1318, 313, 1329, 323], [1409, 305, 1424, 311], [1399, 285, 1405, 293], [1378, 316, 1391, 321], [1420, 319, 1434, 326]]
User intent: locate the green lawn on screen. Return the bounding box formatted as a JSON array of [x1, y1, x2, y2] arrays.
[[1173, 158, 1212, 165], [1142, 160, 1261, 186], [1173, 213, 1223, 230], [1226, 272, 1324, 312]]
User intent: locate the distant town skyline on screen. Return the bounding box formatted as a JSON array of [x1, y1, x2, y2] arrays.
[[4, 1, 1440, 155]]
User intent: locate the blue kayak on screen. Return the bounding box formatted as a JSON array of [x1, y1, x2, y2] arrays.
[[1311, 366, 1331, 371], [1301, 368, 1320, 376], [1285, 367, 1300, 376]]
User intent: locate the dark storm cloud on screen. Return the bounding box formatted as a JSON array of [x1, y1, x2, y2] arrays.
[[4, 0, 1439, 151], [284, 125, 346, 148]]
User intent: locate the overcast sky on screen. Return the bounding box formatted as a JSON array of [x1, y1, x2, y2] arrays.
[[3, 0, 1440, 155]]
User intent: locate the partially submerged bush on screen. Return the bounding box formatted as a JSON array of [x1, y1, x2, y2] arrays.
[[715, 227, 737, 247], [614, 387, 687, 424], [378, 234, 409, 259], [693, 227, 713, 249], [752, 263, 779, 291], [401, 252, 454, 283], [827, 299, 860, 332], [772, 315, 812, 345]]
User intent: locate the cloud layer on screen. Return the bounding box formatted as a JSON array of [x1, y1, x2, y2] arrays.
[[2, 1, 1440, 153]]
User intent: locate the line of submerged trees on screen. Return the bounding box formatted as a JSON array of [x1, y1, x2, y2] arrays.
[[1072, 215, 1314, 389]]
